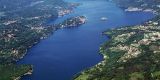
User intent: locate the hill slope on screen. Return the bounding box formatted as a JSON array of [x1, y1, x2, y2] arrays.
[[75, 0, 160, 80]]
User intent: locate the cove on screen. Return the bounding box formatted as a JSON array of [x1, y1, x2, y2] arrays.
[[18, 0, 154, 80]]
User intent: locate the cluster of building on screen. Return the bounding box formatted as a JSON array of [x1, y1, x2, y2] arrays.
[[107, 20, 160, 63]]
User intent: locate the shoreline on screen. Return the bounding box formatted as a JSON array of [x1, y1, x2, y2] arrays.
[[74, 5, 158, 79], [124, 7, 158, 15], [0, 1, 86, 80], [16, 15, 87, 62], [14, 66, 33, 80], [18, 13, 87, 80]]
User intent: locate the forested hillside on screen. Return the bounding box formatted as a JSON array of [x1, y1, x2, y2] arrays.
[[75, 0, 160, 80], [0, 0, 72, 79]]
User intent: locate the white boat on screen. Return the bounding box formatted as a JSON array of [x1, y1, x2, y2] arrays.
[[101, 17, 108, 21]]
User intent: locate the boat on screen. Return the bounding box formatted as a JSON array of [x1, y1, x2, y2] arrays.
[[101, 17, 108, 21]]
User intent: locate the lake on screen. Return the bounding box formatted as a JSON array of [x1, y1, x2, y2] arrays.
[[18, 0, 154, 80]]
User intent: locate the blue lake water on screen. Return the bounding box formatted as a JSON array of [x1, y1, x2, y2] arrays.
[[18, 0, 154, 80]]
